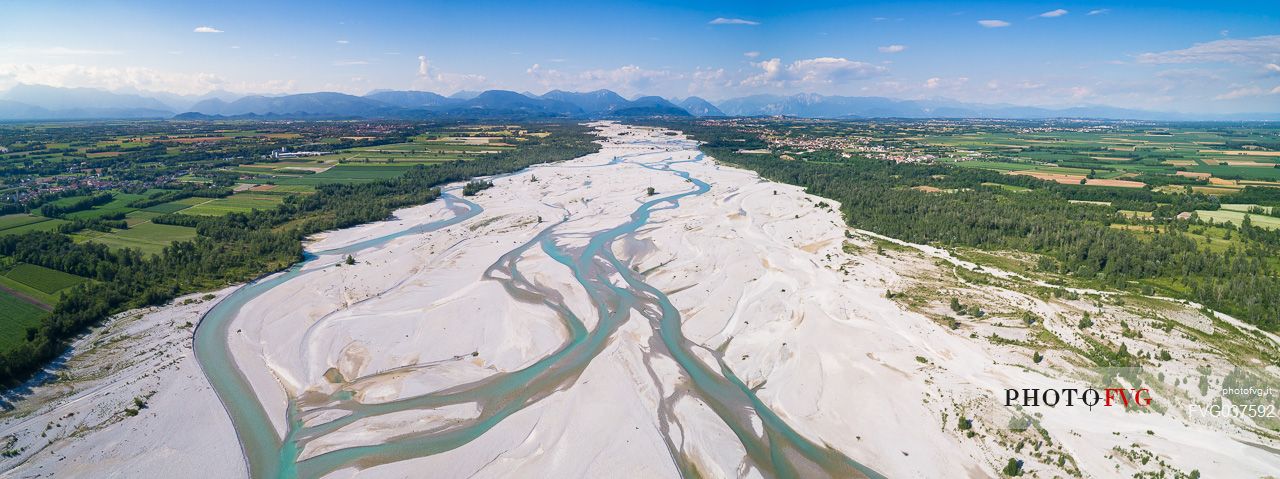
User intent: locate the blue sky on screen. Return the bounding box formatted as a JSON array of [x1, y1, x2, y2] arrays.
[[1, 0, 1278, 113]]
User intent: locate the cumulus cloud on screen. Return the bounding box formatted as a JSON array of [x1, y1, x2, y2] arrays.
[[8, 46, 122, 56], [1039, 9, 1069, 18], [709, 17, 759, 26], [0, 63, 294, 95], [878, 45, 906, 53], [978, 19, 1011, 28], [193, 26, 223, 33], [1087, 9, 1110, 15], [688, 67, 733, 95], [1137, 35, 1280, 65], [741, 57, 888, 88], [526, 63, 679, 96], [923, 77, 970, 91], [1214, 85, 1277, 100], [415, 55, 487, 92]]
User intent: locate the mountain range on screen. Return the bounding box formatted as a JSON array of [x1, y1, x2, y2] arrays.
[[0, 84, 1275, 121]]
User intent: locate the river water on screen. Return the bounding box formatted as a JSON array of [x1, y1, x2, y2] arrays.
[[194, 127, 883, 479]]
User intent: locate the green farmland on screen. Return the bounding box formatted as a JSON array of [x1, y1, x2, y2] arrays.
[[178, 193, 286, 216], [0, 290, 46, 352], [74, 222, 199, 256], [4, 263, 87, 295]]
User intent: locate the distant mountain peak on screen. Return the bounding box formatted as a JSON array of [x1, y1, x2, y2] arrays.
[[678, 96, 726, 117]]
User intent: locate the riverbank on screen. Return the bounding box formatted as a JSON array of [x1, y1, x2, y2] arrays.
[[0, 288, 245, 478]]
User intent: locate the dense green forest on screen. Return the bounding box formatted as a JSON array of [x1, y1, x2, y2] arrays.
[[0, 123, 599, 386], [673, 122, 1280, 331]]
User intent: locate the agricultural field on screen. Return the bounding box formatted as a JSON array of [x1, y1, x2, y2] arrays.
[[3, 263, 86, 296], [73, 222, 198, 256], [330, 128, 519, 165], [1194, 209, 1280, 230], [62, 193, 147, 220], [926, 127, 1280, 187], [0, 289, 46, 352], [143, 196, 210, 213], [0, 213, 51, 231], [212, 124, 539, 190], [0, 216, 68, 236], [752, 119, 1280, 230], [177, 193, 286, 216]]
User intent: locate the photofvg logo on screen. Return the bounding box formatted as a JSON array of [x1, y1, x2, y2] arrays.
[[996, 367, 1280, 432], [1001, 367, 1158, 412], [1005, 387, 1152, 409]]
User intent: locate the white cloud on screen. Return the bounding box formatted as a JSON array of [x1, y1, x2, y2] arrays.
[[1063, 85, 1092, 100], [923, 77, 970, 90], [7, 46, 122, 56], [1265, 63, 1280, 74], [1087, 9, 1110, 15], [709, 17, 759, 26], [193, 26, 223, 33], [1214, 85, 1276, 100], [1137, 35, 1280, 65], [688, 68, 732, 95], [414, 55, 487, 93], [743, 51, 761, 58], [978, 19, 1011, 28], [417, 56, 430, 76], [0, 63, 294, 95], [741, 57, 888, 88], [333, 60, 369, 66], [1039, 9, 1069, 18], [336, 40, 349, 44], [878, 45, 907, 53]]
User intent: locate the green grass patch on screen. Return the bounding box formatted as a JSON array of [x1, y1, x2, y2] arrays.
[[0, 273, 57, 305], [273, 165, 413, 185], [0, 290, 47, 352], [177, 193, 285, 216], [124, 210, 162, 225], [0, 214, 51, 231], [144, 196, 212, 214], [4, 263, 86, 295], [0, 218, 69, 236], [75, 223, 198, 256], [1194, 209, 1280, 230]]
